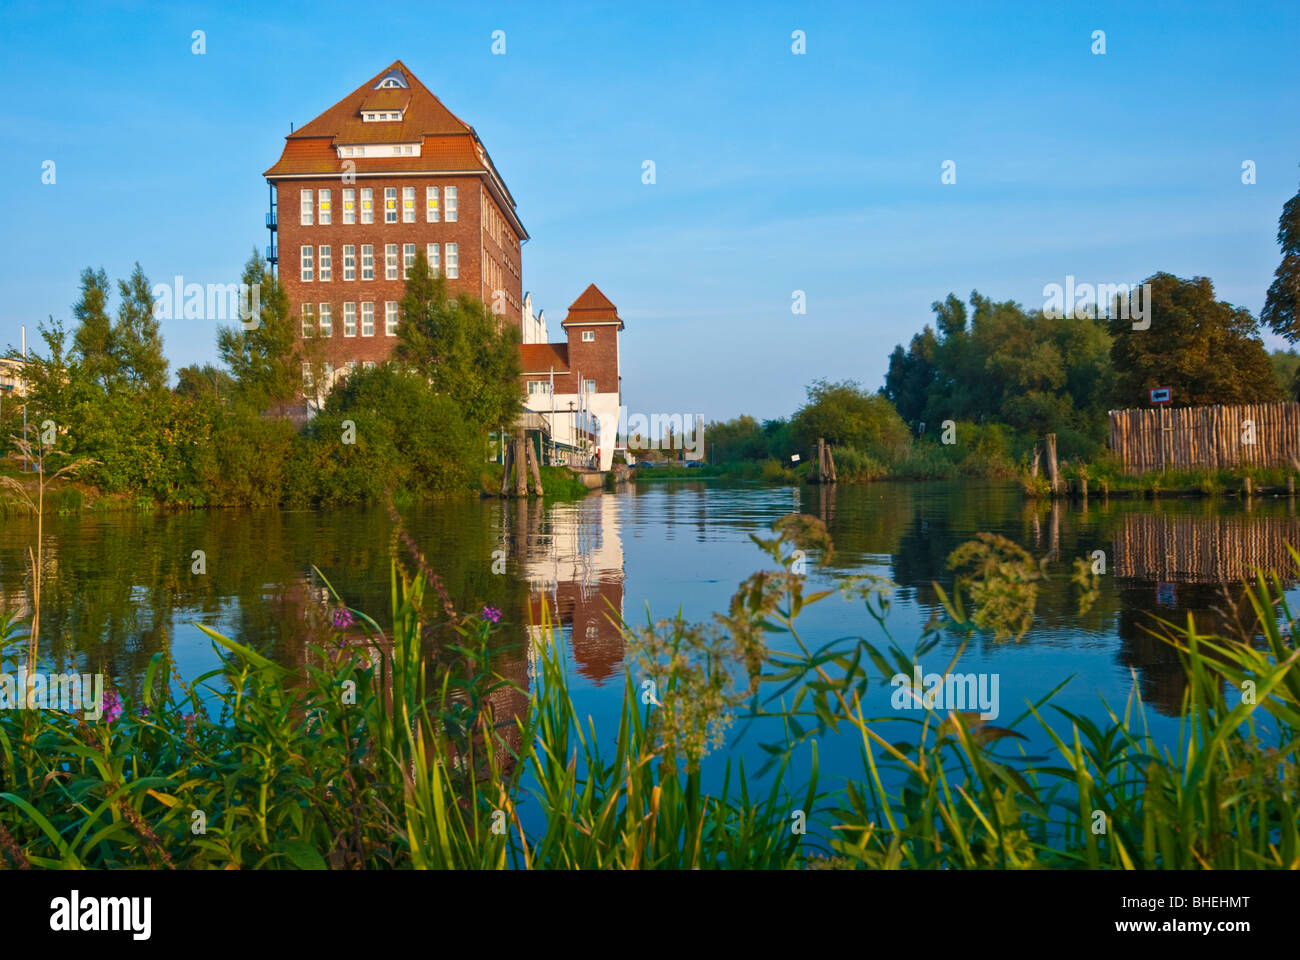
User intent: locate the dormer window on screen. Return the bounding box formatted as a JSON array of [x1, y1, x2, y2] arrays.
[[362, 110, 404, 123], [373, 68, 409, 90]]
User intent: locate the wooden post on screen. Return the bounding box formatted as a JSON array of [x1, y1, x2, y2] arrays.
[[1030, 443, 1041, 478], [1079, 474, 1088, 499], [1045, 434, 1060, 495], [1244, 476, 1253, 499], [500, 442, 513, 497], [817, 438, 827, 484], [1288, 475, 1295, 496], [527, 435, 544, 495], [826, 444, 837, 483], [514, 429, 528, 497]]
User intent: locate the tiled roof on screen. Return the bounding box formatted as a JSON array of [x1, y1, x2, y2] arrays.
[[562, 283, 623, 328], [263, 60, 527, 239], [520, 343, 570, 373]]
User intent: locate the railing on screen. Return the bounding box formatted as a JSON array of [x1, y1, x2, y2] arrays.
[[266, 210, 278, 229], [265, 244, 278, 263]]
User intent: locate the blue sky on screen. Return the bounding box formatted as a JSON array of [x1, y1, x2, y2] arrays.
[[3, 1, 1298, 422]]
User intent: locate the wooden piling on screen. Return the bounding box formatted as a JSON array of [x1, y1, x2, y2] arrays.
[[514, 430, 528, 497], [527, 436, 544, 495], [1045, 434, 1060, 495]]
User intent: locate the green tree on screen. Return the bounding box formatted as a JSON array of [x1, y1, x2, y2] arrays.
[[71, 267, 116, 389], [175, 363, 237, 400], [1262, 174, 1300, 341], [395, 250, 521, 430], [792, 379, 910, 456], [113, 262, 168, 391], [216, 250, 297, 411], [1108, 272, 1280, 408]]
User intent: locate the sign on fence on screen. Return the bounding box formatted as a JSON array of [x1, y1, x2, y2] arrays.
[[1149, 387, 1172, 405]]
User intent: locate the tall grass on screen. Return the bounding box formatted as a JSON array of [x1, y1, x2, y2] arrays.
[[0, 513, 1296, 868]]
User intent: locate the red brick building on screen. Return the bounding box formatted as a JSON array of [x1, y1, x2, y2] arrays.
[[264, 61, 527, 383], [520, 284, 624, 470]]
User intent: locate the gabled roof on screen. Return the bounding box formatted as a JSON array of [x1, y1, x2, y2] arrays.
[[264, 60, 527, 239], [287, 61, 472, 145], [562, 284, 623, 329], [520, 343, 570, 373]]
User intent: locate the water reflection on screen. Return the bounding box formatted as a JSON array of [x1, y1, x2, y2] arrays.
[[2, 483, 1297, 745]]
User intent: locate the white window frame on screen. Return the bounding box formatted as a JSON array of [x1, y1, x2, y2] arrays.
[[426, 186, 439, 222], [318, 188, 331, 225], [446, 242, 458, 278], [302, 362, 313, 388], [300, 189, 313, 226], [385, 301, 398, 337], [319, 303, 332, 337], [426, 243, 440, 275], [361, 244, 374, 281], [301, 245, 313, 282], [385, 244, 398, 280], [361, 188, 373, 224], [384, 187, 397, 223], [344, 302, 357, 337], [319, 245, 331, 281], [343, 188, 355, 224], [582, 330, 595, 342], [301, 303, 314, 338], [584, 379, 597, 393], [343, 244, 356, 281], [445, 186, 458, 222], [363, 361, 376, 370], [403, 186, 415, 222], [361, 301, 374, 337], [403, 243, 415, 277]]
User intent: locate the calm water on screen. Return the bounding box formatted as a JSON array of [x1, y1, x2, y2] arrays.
[[3, 480, 1296, 789]]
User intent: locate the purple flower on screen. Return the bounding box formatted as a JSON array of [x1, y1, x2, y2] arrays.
[[102, 688, 123, 724], [481, 606, 502, 624], [332, 606, 355, 630]]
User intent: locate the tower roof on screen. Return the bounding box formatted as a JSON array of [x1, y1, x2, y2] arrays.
[[562, 284, 623, 329], [264, 60, 526, 239]]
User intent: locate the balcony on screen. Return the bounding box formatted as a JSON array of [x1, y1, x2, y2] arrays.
[[265, 245, 278, 263], [266, 210, 278, 230]]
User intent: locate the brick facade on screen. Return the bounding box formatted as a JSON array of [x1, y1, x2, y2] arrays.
[[264, 62, 526, 379]]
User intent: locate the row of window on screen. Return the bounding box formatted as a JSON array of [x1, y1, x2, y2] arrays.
[[303, 359, 378, 389], [301, 243, 458, 281], [300, 301, 399, 338], [300, 186, 457, 226], [527, 379, 598, 394]]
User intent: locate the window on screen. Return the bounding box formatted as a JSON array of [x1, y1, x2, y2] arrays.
[[363, 361, 376, 370], [445, 186, 458, 222], [528, 381, 551, 396], [319, 303, 332, 337], [343, 188, 355, 224], [323, 362, 334, 383], [403, 243, 415, 277], [425, 186, 439, 222], [584, 379, 597, 393], [301, 245, 314, 281], [385, 302, 398, 336], [319, 245, 332, 281], [384, 187, 397, 223], [582, 330, 595, 342], [403, 187, 415, 222], [302, 362, 313, 388], [445, 242, 458, 278], [344, 303, 357, 337], [361, 244, 374, 281], [361, 302, 374, 337], [318, 189, 331, 225], [301, 303, 314, 337], [343, 245, 356, 281], [300, 189, 313, 226], [347, 360, 358, 372], [385, 244, 398, 280], [426, 243, 440, 275], [361, 188, 373, 224]]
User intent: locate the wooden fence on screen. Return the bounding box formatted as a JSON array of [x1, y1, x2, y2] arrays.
[[1114, 511, 1300, 583], [1108, 402, 1300, 474]]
